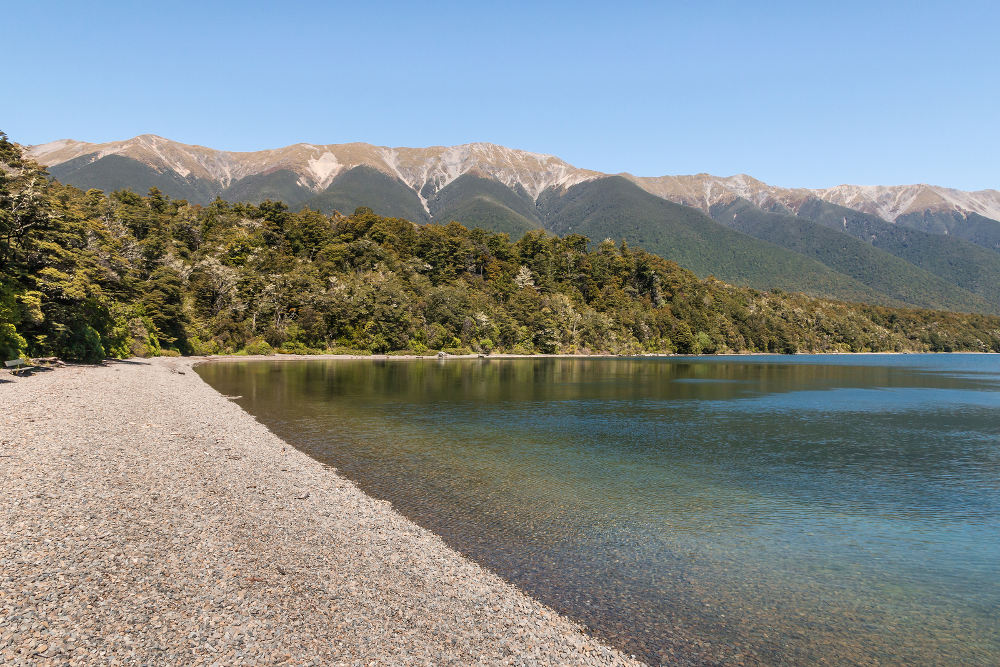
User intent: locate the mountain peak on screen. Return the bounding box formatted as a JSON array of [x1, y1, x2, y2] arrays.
[[24, 135, 1000, 223], [27, 135, 600, 201]]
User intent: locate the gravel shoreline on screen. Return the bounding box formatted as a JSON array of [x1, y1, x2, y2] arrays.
[[0, 358, 641, 666]]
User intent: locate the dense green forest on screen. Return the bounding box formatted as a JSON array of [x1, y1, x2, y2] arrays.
[[44, 141, 1000, 314], [709, 198, 997, 313], [3, 131, 1000, 362]]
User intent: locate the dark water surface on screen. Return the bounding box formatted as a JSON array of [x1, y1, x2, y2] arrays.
[[197, 355, 1000, 665]]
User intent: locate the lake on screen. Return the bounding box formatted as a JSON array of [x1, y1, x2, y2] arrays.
[[196, 355, 1000, 665]]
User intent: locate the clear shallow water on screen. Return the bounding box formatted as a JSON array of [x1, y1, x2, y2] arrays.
[[197, 355, 1000, 665]]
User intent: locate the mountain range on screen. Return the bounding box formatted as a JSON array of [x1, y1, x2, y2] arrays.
[[27, 135, 1000, 314]]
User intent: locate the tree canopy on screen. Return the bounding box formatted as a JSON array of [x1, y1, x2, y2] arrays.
[[3, 132, 1000, 362]]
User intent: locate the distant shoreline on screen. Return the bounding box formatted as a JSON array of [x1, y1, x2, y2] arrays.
[[192, 350, 999, 364]]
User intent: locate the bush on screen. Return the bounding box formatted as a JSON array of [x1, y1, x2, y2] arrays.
[[188, 337, 222, 355], [328, 346, 371, 356], [105, 305, 163, 358], [65, 325, 106, 363], [695, 331, 715, 354], [133, 317, 162, 357], [277, 342, 323, 355], [0, 322, 27, 361], [243, 339, 275, 356]]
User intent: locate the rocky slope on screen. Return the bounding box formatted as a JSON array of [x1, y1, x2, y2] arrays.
[[28, 135, 601, 215], [628, 173, 1000, 223], [28, 135, 1000, 223]]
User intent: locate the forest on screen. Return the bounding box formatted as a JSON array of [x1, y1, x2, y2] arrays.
[[3, 131, 1000, 362]]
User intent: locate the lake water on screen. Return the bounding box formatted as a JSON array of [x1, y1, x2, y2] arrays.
[[196, 355, 1000, 665]]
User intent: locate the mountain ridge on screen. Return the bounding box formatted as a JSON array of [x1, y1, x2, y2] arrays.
[[23, 134, 1000, 315], [28, 135, 999, 223], [28, 135, 602, 214]]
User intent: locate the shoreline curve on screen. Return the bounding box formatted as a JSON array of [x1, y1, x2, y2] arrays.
[[0, 357, 642, 665]]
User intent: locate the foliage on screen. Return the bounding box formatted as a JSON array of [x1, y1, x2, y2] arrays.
[[243, 339, 275, 356], [428, 174, 539, 237], [4, 130, 1000, 361], [796, 198, 1000, 308], [710, 199, 995, 314], [0, 285, 27, 359], [304, 165, 429, 223], [895, 210, 1000, 254], [535, 176, 890, 304]]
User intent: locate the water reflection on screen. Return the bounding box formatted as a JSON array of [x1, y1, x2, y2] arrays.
[[198, 356, 1000, 666]]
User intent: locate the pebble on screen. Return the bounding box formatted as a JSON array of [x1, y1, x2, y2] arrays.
[[0, 358, 642, 665]]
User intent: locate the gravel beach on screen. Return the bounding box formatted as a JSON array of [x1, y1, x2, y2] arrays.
[[0, 358, 641, 666]]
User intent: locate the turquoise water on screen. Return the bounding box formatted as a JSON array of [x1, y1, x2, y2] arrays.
[[197, 355, 1000, 665]]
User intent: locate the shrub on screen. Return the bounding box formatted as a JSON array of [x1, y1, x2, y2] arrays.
[[695, 331, 715, 354], [0, 322, 27, 361], [277, 342, 322, 355], [243, 339, 275, 356], [65, 325, 106, 363], [188, 337, 222, 355]]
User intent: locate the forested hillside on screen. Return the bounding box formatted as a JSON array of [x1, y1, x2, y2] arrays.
[[709, 199, 996, 313], [4, 132, 1000, 362], [30, 135, 1000, 314]]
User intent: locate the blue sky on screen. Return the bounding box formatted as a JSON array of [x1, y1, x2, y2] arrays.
[[7, 1, 998, 189]]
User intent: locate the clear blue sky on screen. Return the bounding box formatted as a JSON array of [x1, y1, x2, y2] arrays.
[[7, 1, 998, 189]]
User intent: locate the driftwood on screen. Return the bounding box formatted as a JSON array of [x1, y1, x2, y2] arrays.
[[31, 357, 67, 368]]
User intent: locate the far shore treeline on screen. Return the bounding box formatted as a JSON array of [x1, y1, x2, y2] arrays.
[[3, 130, 1000, 362]]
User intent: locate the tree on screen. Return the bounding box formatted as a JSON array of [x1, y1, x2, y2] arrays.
[[0, 132, 51, 271], [4, 126, 1000, 360], [142, 266, 187, 351]]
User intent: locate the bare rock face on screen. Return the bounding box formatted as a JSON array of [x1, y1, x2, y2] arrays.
[[628, 173, 1000, 223], [27, 135, 1000, 224], [26, 135, 602, 213]]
